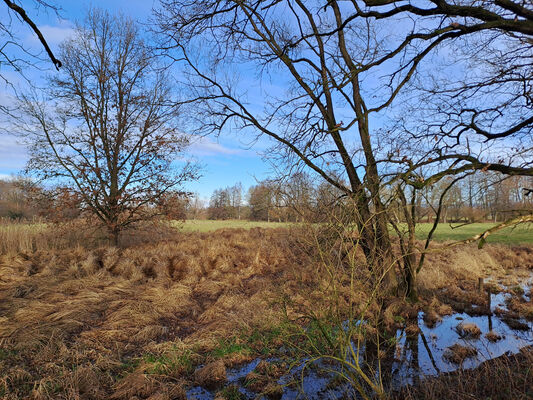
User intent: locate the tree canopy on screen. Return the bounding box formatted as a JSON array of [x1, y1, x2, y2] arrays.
[[17, 10, 199, 244]]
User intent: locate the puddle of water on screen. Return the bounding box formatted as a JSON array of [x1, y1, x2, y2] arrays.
[[187, 280, 532, 399], [390, 310, 532, 387]]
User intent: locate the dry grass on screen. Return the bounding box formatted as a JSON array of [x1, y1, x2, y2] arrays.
[[0, 219, 185, 255], [0, 222, 532, 399], [442, 343, 478, 365], [455, 322, 481, 339], [416, 243, 533, 321], [416, 243, 533, 292], [0, 227, 351, 399], [0, 222, 49, 255], [485, 330, 503, 342]]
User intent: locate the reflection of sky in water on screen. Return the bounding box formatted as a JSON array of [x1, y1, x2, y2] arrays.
[[391, 309, 533, 387], [187, 281, 532, 400]]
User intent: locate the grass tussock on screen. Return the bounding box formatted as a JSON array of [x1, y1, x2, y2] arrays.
[[442, 343, 478, 365], [417, 244, 533, 292]]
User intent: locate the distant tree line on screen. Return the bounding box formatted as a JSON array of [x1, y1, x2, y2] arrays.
[[207, 183, 243, 220], [0, 178, 192, 224], [0, 179, 37, 220], [3, 172, 531, 225], [201, 172, 533, 224], [415, 174, 533, 224]]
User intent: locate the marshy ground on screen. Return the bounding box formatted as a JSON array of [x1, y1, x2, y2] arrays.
[[0, 224, 532, 399]]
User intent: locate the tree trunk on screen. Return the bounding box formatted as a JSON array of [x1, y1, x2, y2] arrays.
[[109, 227, 120, 247], [404, 259, 418, 301]]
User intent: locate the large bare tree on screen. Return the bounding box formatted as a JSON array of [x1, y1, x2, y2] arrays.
[[17, 9, 198, 244], [155, 0, 532, 296]]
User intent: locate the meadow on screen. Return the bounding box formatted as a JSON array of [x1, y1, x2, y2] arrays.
[[177, 219, 292, 233], [412, 222, 533, 245], [177, 219, 533, 245], [2, 219, 530, 254], [0, 220, 532, 399]]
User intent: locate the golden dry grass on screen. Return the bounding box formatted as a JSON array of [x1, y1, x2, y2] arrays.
[[0, 219, 192, 255], [417, 243, 533, 292], [0, 227, 356, 399], [0, 223, 531, 399], [0, 222, 49, 255]]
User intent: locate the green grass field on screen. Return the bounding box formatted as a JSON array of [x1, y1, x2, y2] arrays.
[[176, 219, 292, 232], [177, 219, 532, 244], [413, 222, 532, 245]]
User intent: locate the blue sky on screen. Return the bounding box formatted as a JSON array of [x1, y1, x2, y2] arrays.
[[0, 0, 275, 201], [2, 1, 512, 204]]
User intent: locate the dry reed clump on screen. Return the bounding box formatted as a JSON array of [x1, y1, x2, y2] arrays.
[[485, 330, 503, 342], [0, 222, 49, 255], [0, 227, 342, 399], [485, 245, 533, 270], [417, 243, 505, 292], [0, 219, 106, 256], [0, 219, 183, 257], [442, 343, 478, 365], [505, 293, 533, 321], [382, 299, 419, 331], [455, 322, 482, 339], [416, 243, 533, 319], [193, 360, 226, 389], [417, 243, 533, 300], [420, 297, 454, 328]]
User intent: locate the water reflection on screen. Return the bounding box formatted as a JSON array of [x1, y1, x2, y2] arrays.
[[187, 281, 532, 400]]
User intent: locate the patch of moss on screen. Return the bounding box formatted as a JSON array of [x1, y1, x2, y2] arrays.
[[211, 338, 252, 359]]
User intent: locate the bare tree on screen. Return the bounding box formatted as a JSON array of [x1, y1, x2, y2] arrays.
[[248, 182, 274, 222], [208, 187, 232, 219], [229, 182, 243, 219], [17, 10, 199, 245], [155, 0, 532, 296]]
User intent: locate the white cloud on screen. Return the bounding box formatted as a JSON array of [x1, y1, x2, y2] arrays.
[[0, 173, 17, 180], [189, 137, 245, 157], [0, 134, 28, 170], [25, 21, 75, 48]]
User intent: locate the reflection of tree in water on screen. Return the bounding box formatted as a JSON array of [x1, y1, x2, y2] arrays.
[[376, 322, 442, 390], [419, 328, 440, 375]]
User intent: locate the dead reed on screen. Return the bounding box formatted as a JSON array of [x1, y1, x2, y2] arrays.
[[0, 226, 341, 399]]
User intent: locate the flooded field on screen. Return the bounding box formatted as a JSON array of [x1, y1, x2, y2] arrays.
[[186, 276, 533, 399]]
